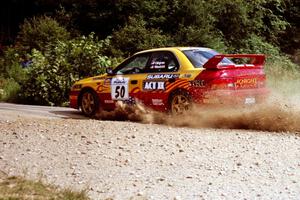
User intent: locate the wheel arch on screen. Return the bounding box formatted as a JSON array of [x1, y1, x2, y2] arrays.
[[77, 87, 99, 109], [167, 88, 192, 110]]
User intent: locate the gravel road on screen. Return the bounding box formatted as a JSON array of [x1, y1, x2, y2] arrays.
[[0, 103, 300, 199]]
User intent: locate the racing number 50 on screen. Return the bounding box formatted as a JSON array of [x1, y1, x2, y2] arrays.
[[115, 85, 126, 99], [111, 77, 129, 100]]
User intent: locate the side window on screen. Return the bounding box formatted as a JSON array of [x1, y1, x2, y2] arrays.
[[115, 53, 150, 74], [148, 52, 179, 73]]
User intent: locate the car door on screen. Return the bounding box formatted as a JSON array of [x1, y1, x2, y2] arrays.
[[109, 52, 152, 104], [141, 51, 180, 109]]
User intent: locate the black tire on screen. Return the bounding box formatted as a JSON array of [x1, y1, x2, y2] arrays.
[[80, 90, 99, 117], [169, 90, 192, 114]]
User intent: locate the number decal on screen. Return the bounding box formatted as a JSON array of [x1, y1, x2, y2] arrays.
[[120, 86, 125, 98], [111, 77, 129, 100], [114, 85, 126, 99], [115, 86, 120, 98]]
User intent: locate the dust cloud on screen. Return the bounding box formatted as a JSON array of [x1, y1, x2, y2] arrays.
[[96, 77, 300, 133], [96, 100, 300, 133]]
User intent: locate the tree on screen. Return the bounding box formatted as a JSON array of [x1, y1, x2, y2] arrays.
[[110, 16, 172, 57], [16, 15, 70, 53]]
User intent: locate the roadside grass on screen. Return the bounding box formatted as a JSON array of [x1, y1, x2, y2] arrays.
[[0, 174, 89, 200]]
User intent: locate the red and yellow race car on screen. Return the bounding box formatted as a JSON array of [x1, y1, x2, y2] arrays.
[[69, 47, 268, 116]]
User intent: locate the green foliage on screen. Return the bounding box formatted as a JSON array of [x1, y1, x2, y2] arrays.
[[168, 0, 220, 45], [212, 0, 288, 49], [110, 16, 172, 57], [239, 35, 281, 55], [265, 56, 300, 81], [50, 33, 112, 77], [0, 47, 28, 83], [279, 0, 300, 54], [236, 34, 300, 80], [105, 0, 291, 55], [0, 47, 27, 102], [17, 15, 70, 53], [174, 25, 227, 52], [3, 0, 300, 56], [21, 33, 114, 106], [2, 16, 114, 106], [265, 57, 300, 98], [0, 78, 21, 102]]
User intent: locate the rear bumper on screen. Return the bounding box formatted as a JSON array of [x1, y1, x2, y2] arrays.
[[201, 88, 269, 105]]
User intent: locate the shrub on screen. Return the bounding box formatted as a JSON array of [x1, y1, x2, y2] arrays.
[[228, 34, 297, 78], [0, 47, 27, 102], [16, 15, 70, 53], [238, 35, 281, 56], [110, 16, 173, 57], [174, 25, 227, 52], [266, 58, 300, 97], [0, 78, 21, 102], [238, 35, 300, 95], [2, 15, 114, 106], [20, 33, 114, 106], [0, 47, 28, 83]]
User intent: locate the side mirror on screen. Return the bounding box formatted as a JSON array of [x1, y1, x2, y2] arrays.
[[106, 67, 114, 75]]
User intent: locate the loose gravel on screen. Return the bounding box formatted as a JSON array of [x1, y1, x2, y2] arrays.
[[0, 105, 300, 199]]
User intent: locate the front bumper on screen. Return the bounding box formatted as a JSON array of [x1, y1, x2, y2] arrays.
[[69, 91, 80, 109]]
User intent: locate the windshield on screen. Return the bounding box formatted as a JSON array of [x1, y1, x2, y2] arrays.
[[182, 49, 234, 68]]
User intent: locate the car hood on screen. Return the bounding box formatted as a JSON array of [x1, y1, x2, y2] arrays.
[[76, 74, 108, 84]]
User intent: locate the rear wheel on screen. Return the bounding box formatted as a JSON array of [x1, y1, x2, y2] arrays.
[[169, 90, 191, 114], [80, 90, 99, 117]]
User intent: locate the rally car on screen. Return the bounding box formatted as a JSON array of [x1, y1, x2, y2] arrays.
[[69, 47, 268, 116]]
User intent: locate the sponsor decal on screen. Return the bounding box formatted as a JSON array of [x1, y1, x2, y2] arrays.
[[103, 78, 111, 85], [112, 78, 127, 84], [147, 74, 179, 79], [104, 99, 114, 104], [143, 81, 166, 90], [236, 78, 257, 89], [150, 61, 166, 69], [181, 74, 192, 78], [236, 78, 257, 85], [152, 99, 164, 106], [190, 80, 205, 87], [245, 97, 256, 104]]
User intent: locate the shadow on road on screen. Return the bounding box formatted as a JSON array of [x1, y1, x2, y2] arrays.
[[49, 110, 87, 119]]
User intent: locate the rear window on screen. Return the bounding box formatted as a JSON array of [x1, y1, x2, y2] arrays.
[[183, 49, 234, 68]]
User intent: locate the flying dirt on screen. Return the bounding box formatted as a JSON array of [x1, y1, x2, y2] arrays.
[[95, 101, 300, 133], [95, 87, 300, 133]]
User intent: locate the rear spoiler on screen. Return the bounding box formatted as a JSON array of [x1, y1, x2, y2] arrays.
[[203, 54, 266, 69]]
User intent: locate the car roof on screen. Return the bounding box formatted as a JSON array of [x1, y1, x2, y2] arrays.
[[136, 47, 213, 54]]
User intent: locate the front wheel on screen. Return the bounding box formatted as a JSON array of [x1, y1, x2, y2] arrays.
[[80, 90, 99, 117], [169, 90, 191, 114]]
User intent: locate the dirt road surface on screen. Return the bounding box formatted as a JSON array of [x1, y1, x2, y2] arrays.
[[0, 103, 299, 199]]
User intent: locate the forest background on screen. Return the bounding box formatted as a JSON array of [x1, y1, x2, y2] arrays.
[[0, 0, 299, 105]]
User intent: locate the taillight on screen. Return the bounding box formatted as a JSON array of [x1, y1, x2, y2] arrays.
[[210, 78, 235, 90]]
